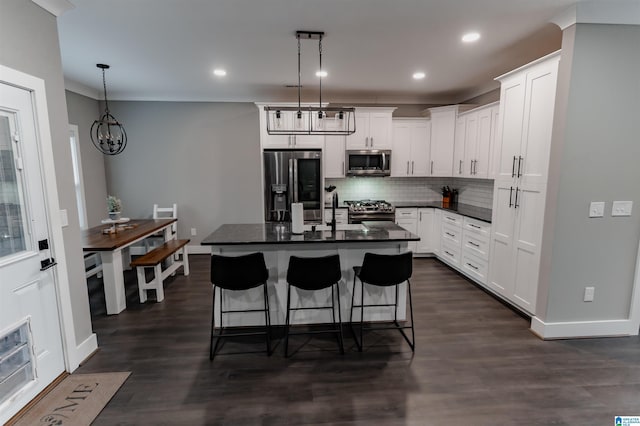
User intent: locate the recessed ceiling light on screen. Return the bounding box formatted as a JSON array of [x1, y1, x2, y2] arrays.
[[413, 72, 426, 80], [462, 32, 481, 43], [213, 69, 227, 77], [315, 70, 328, 78]]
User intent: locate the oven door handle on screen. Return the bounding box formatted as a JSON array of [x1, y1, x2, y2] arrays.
[[382, 152, 387, 173]]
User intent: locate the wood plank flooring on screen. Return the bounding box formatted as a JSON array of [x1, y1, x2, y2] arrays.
[[80, 255, 640, 425]]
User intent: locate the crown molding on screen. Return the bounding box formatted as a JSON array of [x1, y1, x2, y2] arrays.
[[31, 0, 74, 17], [552, 0, 640, 30]]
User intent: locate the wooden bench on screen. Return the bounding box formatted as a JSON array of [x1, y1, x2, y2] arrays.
[[130, 239, 190, 303]]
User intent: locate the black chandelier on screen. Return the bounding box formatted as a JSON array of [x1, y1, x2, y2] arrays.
[[90, 64, 127, 155], [265, 31, 356, 136]]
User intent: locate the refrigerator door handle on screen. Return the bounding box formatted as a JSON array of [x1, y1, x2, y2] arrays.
[[288, 158, 295, 205], [293, 159, 299, 203]]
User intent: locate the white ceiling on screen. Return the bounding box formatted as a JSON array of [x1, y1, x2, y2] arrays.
[[58, 0, 584, 104]]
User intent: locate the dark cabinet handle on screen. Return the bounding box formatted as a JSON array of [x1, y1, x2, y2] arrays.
[[466, 262, 479, 270], [469, 224, 481, 229], [517, 156, 523, 178], [509, 186, 514, 207], [445, 250, 454, 257], [468, 241, 480, 247], [445, 232, 455, 237], [470, 160, 474, 175], [431, 161, 433, 174], [512, 156, 516, 178], [514, 187, 520, 208], [459, 160, 463, 174]]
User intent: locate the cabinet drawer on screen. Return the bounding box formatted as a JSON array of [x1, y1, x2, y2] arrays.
[[441, 223, 462, 245], [463, 217, 491, 238], [440, 241, 461, 267], [462, 231, 489, 260], [324, 209, 348, 224], [441, 212, 463, 228], [395, 208, 418, 220], [461, 253, 488, 285]]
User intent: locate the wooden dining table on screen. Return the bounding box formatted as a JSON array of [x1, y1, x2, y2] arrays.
[[81, 218, 177, 314]]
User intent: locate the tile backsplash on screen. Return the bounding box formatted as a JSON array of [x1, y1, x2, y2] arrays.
[[326, 177, 494, 209]]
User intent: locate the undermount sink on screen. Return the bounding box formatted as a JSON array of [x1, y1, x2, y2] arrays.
[[303, 224, 367, 232]]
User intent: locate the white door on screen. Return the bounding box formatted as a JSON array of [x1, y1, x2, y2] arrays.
[[429, 110, 456, 177], [416, 209, 434, 253], [487, 182, 517, 297], [368, 112, 392, 149], [391, 121, 411, 176], [495, 74, 526, 180], [453, 116, 466, 177], [0, 84, 65, 411], [323, 135, 345, 178], [463, 112, 478, 177], [474, 108, 493, 178], [346, 112, 369, 149]]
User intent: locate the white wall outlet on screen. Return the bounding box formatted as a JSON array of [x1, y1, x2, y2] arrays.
[[589, 202, 605, 218], [191, 228, 197, 236], [611, 201, 633, 217], [584, 286, 595, 302]]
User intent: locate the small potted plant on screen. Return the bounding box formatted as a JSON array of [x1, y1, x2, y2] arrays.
[[107, 195, 122, 220]]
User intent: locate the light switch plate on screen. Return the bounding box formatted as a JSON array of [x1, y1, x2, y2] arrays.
[[589, 202, 605, 218], [611, 201, 633, 217], [60, 209, 69, 227]]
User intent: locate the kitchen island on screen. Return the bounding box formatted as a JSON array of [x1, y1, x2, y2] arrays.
[[201, 221, 419, 326]]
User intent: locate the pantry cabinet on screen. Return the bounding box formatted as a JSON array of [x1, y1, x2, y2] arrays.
[[346, 108, 395, 150], [488, 51, 560, 315], [391, 119, 430, 177]]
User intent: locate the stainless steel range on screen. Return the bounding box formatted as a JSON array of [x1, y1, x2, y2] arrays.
[[346, 200, 396, 223]]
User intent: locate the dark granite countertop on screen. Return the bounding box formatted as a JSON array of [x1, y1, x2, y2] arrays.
[[392, 201, 492, 223], [201, 221, 419, 246]]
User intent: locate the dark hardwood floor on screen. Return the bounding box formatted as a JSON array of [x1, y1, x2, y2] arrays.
[[80, 255, 640, 425]]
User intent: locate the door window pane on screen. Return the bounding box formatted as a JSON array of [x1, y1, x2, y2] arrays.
[[0, 115, 29, 258]]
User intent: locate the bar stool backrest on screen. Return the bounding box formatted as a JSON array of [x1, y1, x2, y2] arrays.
[[211, 252, 268, 290], [286, 254, 342, 291], [359, 252, 413, 286]]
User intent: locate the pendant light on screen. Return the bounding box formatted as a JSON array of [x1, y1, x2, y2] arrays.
[[90, 64, 127, 155], [265, 31, 356, 136]]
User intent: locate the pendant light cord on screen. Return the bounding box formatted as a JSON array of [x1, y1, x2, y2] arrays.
[[102, 67, 110, 114], [297, 34, 301, 112], [318, 35, 322, 110]]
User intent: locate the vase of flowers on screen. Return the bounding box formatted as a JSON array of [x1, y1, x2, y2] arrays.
[[107, 195, 122, 220]]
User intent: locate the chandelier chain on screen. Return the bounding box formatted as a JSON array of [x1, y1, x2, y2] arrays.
[[102, 67, 110, 114]]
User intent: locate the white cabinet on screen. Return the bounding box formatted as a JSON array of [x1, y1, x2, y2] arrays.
[[391, 119, 431, 177], [324, 208, 348, 225], [324, 120, 346, 178], [428, 106, 457, 176], [439, 212, 463, 268], [493, 54, 559, 186], [460, 217, 491, 285], [488, 51, 560, 315], [346, 108, 395, 150], [453, 101, 499, 178], [432, 209, 442, 256], [395, 208, 418, 253], [416, 208, 435, 253]]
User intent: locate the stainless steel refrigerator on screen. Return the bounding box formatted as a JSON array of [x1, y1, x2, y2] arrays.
[[263, 149, 322, 223]]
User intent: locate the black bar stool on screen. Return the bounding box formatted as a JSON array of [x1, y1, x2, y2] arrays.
[[285, 254, 344, 357], [209, 252, 271, 360], [350, 251, 415, 352]]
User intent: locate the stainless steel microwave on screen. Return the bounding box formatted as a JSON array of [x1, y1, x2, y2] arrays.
[[346, 150, 391, 177]]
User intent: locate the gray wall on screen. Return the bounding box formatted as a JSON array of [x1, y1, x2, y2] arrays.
[[462, 88, 500, 107], [538, 23, 640, 322], [103, 101, 263, 244], [0, 0, 93, 343], [65, 90, 107, 227]]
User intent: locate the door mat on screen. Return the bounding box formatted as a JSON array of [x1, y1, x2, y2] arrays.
[[12, 372, 130, 426]]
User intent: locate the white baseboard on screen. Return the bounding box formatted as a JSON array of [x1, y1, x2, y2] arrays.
[[187, 245, 211, 255], [69, 332, 98, 372], [530, 316, 639, 339]]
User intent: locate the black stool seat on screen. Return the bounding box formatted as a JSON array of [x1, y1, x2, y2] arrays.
[[209, 252, 271, 360], [350, 251, 415, 352], [285, 254, 344, 357]]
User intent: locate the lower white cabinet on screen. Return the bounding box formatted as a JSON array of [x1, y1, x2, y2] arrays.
[[395, 208, 418, 253], [437, 212, 492, 286], [416, 209, 435, 253], [324, 208, 348, 225]]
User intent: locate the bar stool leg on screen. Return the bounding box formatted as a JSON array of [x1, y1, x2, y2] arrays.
[[336, 283, 344, 354], [359, 278, 365, 352], [263, 282, 272, 356], [408, 280, 415, 352], [394, 283, 399, 325], [209, 285, 217, 360], [284, 284, 292, 358], [212, 288, 225, 359]]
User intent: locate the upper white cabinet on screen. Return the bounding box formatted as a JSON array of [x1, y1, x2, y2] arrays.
[[493, 54, 559, 186], [427, 105, 472, 177], [256, 104, 325, 149], [346, 108, 395, 150], [487, 51, 560, 315], [324, 120, 346, 178], [391, 119, 431, 177], [454, 102, 500, 178]]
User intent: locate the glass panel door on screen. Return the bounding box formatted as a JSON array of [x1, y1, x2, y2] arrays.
[[0, 114, 30, 258]]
